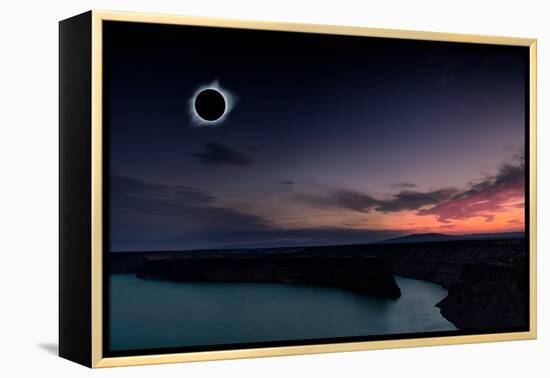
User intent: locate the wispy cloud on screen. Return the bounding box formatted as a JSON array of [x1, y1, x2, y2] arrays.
[[390, 182, 416, 189], [191, 142, 253, 166], [278, 180, 295, 185], [110, 175, 268, 250], [295, 188, 457, 214], [377, 188, 458, 213], [295, 189, 378, 213], [295, 153, 524, 225], [110, 175, 403, 251], [418, 157, 524, 223]]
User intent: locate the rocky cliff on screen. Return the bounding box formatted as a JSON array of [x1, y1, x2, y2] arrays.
[[136, 255, 401, 298], [435, 262, 527, 329], [293, 238, 527, 330], [360, 239, 527, 329]]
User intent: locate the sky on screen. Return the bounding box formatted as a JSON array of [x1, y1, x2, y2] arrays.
[[104, 21, 527, 252]]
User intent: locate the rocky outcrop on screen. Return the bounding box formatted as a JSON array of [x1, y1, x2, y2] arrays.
[[355, 238, 528, 330], [435, 262, 527, 329], [136, 255, 401, 299]]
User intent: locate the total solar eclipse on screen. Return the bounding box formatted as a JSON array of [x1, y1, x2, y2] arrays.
[[194, 89, 226, 121], [189, 81, 234, 126]]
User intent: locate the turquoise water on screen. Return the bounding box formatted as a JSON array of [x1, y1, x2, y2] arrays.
[[109, 275, 457, 351]]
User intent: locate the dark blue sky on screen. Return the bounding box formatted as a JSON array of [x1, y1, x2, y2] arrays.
[[105, 21, 527, 252]]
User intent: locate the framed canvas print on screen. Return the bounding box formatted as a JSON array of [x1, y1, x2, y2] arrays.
[[59, 10, 537, 368]]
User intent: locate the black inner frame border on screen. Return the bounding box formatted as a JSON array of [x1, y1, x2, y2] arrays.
[[100, 20, 532, 359]]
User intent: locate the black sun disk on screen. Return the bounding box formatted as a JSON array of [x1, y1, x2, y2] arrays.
[[194, 89, 226, 121]]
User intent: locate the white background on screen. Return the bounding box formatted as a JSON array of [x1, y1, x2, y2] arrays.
[[0, 0, 547, 376]]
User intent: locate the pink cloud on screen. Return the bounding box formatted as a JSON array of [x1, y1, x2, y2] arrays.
[[418, 161, 524, 223]]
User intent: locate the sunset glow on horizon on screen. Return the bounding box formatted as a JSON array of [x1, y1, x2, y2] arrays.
[[231, 156, 526, 237]]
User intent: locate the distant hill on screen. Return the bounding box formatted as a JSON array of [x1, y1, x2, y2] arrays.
[[379, 231, 524, 244]]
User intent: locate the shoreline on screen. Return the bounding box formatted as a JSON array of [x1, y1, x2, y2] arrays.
[[109, 238, 526, 331]]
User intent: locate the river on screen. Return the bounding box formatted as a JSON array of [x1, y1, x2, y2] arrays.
[[109, 274, 457, 351]]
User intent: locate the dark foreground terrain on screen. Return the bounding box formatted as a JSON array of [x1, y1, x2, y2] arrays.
[[110, 237, 527, 330]]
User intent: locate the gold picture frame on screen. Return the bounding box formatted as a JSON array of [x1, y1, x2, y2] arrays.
[[59, 10, 537, 368]]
